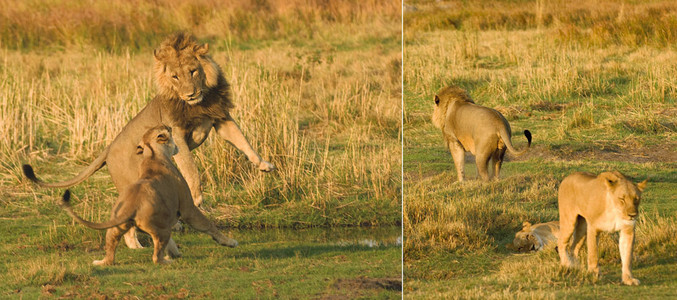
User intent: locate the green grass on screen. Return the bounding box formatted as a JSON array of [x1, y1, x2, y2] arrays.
[[404, 1, 677, 298], [0, 197, 401, 298], [0, 1, 401, 298]]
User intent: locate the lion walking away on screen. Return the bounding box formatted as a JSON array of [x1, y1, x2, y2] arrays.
[[432, 85, 532, 182]]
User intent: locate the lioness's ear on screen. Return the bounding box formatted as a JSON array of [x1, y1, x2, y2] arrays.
[[522, 222, 532, 230], [601, 172, 619, 189], [637, 179, 648, 192], [434, 95, 440, 105]]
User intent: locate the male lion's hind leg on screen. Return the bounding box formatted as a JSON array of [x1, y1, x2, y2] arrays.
[[181, 204, 238, 247], [123, 227, 144, 249], [94, 224, 131, 266]]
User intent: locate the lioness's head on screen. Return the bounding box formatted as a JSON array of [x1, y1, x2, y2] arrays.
[[601, 171, 648, 221], [153, 32, 221, 105], [432, 86, 474, 129], [137, 125, 179, 159], [507, 222, 538, 252]]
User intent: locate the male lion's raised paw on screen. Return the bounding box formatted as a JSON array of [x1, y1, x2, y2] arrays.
[[258, 161, 276, 172]]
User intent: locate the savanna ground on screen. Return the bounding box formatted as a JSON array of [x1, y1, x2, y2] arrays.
[[404, 0, 677, 298], [0, 0, 401, 298]]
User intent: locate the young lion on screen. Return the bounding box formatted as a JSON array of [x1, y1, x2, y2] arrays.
[[432, 86, 532, 181], [507, 221, 559, 253], [59, 125, 237, 265], [558, 171, 647, 285]]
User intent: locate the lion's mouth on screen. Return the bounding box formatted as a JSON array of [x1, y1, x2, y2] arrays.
[[184, 95, 203, 105]]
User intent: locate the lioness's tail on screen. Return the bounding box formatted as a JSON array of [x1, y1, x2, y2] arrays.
[[500, 129, 532, 156], [59, 190, 135, 230], [23, 146, 109, 188]]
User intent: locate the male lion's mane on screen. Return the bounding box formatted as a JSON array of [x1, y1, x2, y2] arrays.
[[154, 32, 235, 130], [432, 86, 474, 129]]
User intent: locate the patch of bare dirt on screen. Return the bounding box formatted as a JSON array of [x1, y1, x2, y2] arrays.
[[318, 277, 401, 299], [516, 142, 676, 163]]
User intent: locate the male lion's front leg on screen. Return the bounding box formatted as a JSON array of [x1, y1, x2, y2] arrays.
[[173, 135, 204, 207], [214, 116, 275, 172], [619, 226, 640, 285]]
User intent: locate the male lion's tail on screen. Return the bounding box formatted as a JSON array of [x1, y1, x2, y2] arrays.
[[59, 190, 135, 230], [500, 129, 532, 156], [23, 146, 109, 188]]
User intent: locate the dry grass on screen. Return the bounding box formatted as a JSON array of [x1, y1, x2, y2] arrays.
[[0, 1, 401, 227], [0, 0, 400, 51]]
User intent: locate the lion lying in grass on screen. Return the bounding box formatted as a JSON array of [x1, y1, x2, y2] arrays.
[[558, 171, 647, 285], [507, 221, 559, 253], [59, 125, 237, 265], [431, 86, 531, 182]]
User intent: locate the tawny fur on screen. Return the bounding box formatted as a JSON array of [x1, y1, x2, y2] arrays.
[[507, 221, 559, 252], [23, 32, 274, 250], [557, 171, 647, 286], [59, 125, 238, 266], [432, 85, 532, 182]]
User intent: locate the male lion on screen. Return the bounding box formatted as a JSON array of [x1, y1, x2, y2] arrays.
[[507, 221, 559, 253], [557, 171, 648, 285], [59, 125, 237, 265], [432, 86, 532, 181], [23, 32, 274, 249]]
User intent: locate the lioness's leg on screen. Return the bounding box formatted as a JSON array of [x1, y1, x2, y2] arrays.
[[215, 116, 275, 172], [619, 226, 640, 285], [180, 204, 238, 247], [148, 229, 172, 264], [571, 217, 587, 265], [447, 140, 465, 182], [586, 227, 600, 277], [558, 218, 576, 268], [173, 134, 204, 207], [94, 223, 132, 266]]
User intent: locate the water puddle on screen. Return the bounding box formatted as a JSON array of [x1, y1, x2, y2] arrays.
[[229, 226, 401, 248]]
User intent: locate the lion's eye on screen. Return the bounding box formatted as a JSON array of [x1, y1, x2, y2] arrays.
[[172, 75, 179, 80], [191, 69, 197, 76]]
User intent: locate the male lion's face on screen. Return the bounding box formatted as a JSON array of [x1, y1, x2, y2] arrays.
[[154, 35, 219, 106], [604, 172, 648, 221], [162, 57, 207, 105]]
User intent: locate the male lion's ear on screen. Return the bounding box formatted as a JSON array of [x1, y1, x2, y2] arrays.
[[434, 95, 440, 105], [637, 179, 648, 192], [195, 43, 209, 56]]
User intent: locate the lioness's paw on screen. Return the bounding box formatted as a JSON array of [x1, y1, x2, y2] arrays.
[[623, 277, 640, 286], [258, 161, 275, 172]]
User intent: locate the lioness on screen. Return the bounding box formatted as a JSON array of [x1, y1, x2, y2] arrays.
[[24, 32, 274, 249], [59, 125, 237, 265], [432, 86, 531, 181], [557, 171, 647, 285], [507, 221, 559, 253]]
